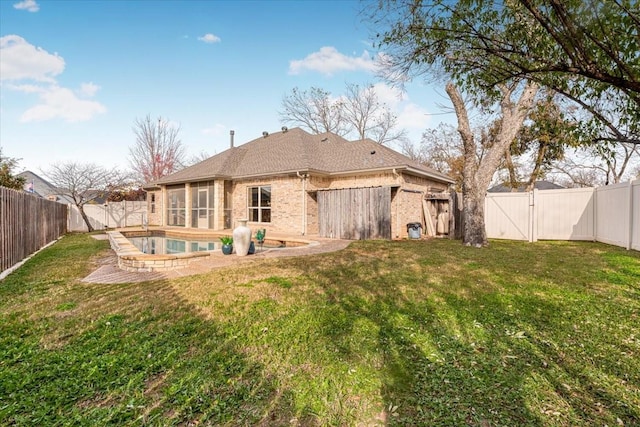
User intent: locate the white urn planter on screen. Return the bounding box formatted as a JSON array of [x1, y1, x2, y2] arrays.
[[233, 219, 251, 256]]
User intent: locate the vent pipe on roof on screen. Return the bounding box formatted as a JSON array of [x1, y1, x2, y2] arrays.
[[262, 131, 269, 138], [230, 130, 235, 148]]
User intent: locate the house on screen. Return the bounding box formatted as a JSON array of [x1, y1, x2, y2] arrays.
[[488, 180, 565, 193], [17, 171, 74, 204], [145, 127, 454, 239]]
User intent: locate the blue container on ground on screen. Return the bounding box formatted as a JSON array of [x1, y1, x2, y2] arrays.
[[407, 222, 422, 239]]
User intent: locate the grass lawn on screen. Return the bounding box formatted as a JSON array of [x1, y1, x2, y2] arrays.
[[1, 234, 639, 426]]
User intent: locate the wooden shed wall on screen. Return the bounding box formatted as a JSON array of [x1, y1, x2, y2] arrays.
[[318, 186, 391, 240]]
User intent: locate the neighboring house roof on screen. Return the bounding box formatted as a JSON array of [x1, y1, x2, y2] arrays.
[[152, 127, 454, 186], [488, 180, 565, 193], [17, 171, 75, 204]]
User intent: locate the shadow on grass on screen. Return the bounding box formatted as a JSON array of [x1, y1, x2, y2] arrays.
[[2, 235, 638, 426], [0, 236, 308, 426], [292, 239, 640, 426]]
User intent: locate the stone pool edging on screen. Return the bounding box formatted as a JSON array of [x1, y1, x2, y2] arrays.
[[107, 231, 210, 272], [106, 230, 320, 273]]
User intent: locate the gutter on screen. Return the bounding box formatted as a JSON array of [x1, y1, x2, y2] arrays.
[[404, 166, 456, 184]]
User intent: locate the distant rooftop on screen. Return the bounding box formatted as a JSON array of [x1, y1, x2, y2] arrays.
[[488, 180, 565, 193]]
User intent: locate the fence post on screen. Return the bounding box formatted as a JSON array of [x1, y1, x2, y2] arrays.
[[530, 189, 538, 243], [628, 180, 634, 250], [593, 187, 598, 242]]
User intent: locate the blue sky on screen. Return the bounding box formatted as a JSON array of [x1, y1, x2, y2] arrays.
[[1, 0, 452, 176]]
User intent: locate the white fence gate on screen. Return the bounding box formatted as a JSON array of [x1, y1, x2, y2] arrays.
[[68, 201, 147, 232], [485, 179, 639, 251]]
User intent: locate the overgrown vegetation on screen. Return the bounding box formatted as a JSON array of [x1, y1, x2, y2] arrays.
[[1, 234, 638, 426]]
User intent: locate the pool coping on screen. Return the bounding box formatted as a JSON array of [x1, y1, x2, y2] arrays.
[[107, 231, 210, 272], [107, 230, 319, 272]]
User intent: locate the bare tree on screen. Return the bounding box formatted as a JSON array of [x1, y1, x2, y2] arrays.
[[44, 162, 127, 232], [280, 87, 347, 136], [552, 143, 640, 187], [186, 150, 211, 166], [280, 84, 407, 144], [342, 83, 407, 144], [400, 123, 465, 189], [447, 81, 539, 246], [130, 115, 185, 183]]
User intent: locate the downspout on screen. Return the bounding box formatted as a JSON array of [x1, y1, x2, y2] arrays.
[[297, 171, 307, 235], [393, 168, 400, 238]]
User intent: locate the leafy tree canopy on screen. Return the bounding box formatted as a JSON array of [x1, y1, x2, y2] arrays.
[[0, 149, 26, 190], [372, 0, 639, 143]]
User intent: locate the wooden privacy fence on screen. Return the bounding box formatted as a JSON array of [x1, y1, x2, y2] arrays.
[[318, 186, 391, 239], [484, 179, 639, 251], [0, 186, 68, 274]]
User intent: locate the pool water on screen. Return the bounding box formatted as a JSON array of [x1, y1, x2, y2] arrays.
[[128, 236, 222, 255], [127, 235, 280, 255]]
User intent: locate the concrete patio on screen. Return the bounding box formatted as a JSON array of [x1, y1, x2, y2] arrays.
[[82, 230, 351, 284]]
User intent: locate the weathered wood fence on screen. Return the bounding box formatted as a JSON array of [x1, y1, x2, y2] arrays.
[[0, 186, 68, 274], [318, 187, 391, 239]]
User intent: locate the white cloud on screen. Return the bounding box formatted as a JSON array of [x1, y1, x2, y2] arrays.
[[80, 82, 100, 97], [288, 46, 380, 76], [371, 82, 406, 107], [6, 82, 42, 93], [2, 35, 106, 123], [198, 33, 221, 44], [0, 35, 64, 82], [365, 82, 430, 130], [396, 103, 431, 130], [19, 85, 106, 123], [13, 0, 39, 12]]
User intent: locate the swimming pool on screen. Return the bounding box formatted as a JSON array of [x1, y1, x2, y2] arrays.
[[108, 230, 310, 272], [126, 232, 284, 255], [128, 235, 221, 255]]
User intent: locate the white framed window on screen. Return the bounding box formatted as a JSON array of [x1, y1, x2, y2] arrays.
[[248, 185, 271, 223]]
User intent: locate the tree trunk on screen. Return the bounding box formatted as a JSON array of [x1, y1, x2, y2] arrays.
[[78, 204, 94, 232], [463, 184, 487, 247], [525, 143, 548, 191], [504, 148, 519, 190], [446, 81, 539, 247]]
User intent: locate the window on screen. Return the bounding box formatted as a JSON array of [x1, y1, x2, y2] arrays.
[[150, 193, 156, 214], [248, 185, 271, 223], [166, 186, 185, 226]]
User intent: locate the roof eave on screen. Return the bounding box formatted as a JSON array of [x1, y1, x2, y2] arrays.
[[325, 165, 453, 184], [152, 174, 232, 186], [404, 166, 456, 184]]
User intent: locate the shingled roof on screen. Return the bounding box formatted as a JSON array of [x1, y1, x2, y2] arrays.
[[152, 127, 454, 186]]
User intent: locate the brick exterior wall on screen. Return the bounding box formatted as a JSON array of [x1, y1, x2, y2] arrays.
[[151, 171, 450, 239], [147, 190, 163, 226], [231, 175, 306, 236]]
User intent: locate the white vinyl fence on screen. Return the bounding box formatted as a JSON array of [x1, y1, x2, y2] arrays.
[[485, 179, 639, 251], [68, 201, 147, 232]]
